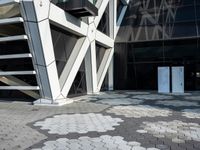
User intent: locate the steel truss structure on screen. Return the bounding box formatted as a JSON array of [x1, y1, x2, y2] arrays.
[[0, 0, 129, 105]]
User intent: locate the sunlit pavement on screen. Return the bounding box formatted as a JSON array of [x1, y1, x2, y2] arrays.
[[0, 91, 200, 150]]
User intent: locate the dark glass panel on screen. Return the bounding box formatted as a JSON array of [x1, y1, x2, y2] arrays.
[[196, 38, 200, 60], [50, 24, 78, 77], [196, 0, 200, 5], [126, 63, 137, 89], [197, 6, 200, 21], [181, 0, 195, 5], [198, 22, 200, 36], [195, 63, 200, 90], [164, 22, 197, 39], [134, 63, 159, 90], [134, 41, 164, 62], [117, 0, 124, 20], [68, 61, 87, 97], [114, 43, 128, 89], [184, 63, 197, 90], [96, 44, 106, 70], [10, 75, 38, 86], [97, 4, 110, 36], [164, 39, 198, 62], [127, 44, 135, 62], [0, 58, 34, 71], [101, 73, 108, 91], [174, 6, 196, 22], [197, 3, 200, 36]]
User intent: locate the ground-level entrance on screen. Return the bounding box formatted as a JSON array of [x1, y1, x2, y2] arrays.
[[158, 66, 184, 93], [114, 38, 200, 91]]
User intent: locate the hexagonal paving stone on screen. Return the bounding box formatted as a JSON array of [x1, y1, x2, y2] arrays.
[[132, 94, 173, 100], [139, 120, 200, 143], [123, 91, 150, 95], [97, 98, 143, 106], [182, 109, 200, 118], [185, 96, 200, 101], [106, 105, 172, 118], [34, 113, 123, 135], [156, 100, 199, 107], [32, 135, 160, 150]]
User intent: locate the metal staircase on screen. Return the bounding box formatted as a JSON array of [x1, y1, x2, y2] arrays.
[[0, 1, 40, 100]]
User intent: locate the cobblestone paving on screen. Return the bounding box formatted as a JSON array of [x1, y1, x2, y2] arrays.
[[34, 113, 123, 134], [185, 96, 200, 101], [32, 135, 159, 150], [1, 91, 200, 150], [139, 120, 200, 143], [132, 94, 173, 100], [182, 109, 200, 118], [97, 98, 143, 105], [156, 100, 199, 107], [106, 105, 172, 118]]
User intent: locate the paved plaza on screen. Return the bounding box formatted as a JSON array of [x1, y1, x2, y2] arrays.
[[0, 91, 200, 150]]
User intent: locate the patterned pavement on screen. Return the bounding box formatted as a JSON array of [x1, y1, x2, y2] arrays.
[[0, 91, 200, 150]]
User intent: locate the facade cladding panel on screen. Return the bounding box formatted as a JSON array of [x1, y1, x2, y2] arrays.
[[115, 0, 200, 91]]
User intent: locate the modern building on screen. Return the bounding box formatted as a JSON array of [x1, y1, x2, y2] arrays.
[[0, 0, 129, 105], [0, 0, 199, 105]]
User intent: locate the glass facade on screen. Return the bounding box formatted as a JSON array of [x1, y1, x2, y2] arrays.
[[68, 61, 87, 97], [96, 44, 106, 71], [115, 0, 200, 91], [50, 24, 78, 77], [97, 4, 110, 36], [50, 24, 87, 97]]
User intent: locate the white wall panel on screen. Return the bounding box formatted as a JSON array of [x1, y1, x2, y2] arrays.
[[158, 67, 170, 93]]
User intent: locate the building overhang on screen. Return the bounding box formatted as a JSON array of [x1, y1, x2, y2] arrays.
[[57, 0, 98, 17]]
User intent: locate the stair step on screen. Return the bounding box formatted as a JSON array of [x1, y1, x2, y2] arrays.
[[0, 0, 20, 6], [0, 35, 28, 42], [0, 53, 32, 59], [0, 71, 36, 76], [0, 76, 40, 98], [0, 86, 40, 90], [0, 17, 23, 25]]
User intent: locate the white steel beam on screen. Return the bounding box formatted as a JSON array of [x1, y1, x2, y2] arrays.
[[116, 6, 128, 38], [0, 71, 36, 75], [94, 0, 109, 27], [107, 0, 117, 90], [0, 17, 23, 25], [0, 86, 39, 90], [0, 76, 40, 98], [84, 41, 98, 93], [97, 48, 114, 90], [21, 1, 62, 103], [0, 53, 32, 59], [108, 57, 114, 90], [61, 37, 90, 97], [49, 4, 88, 37], [96, 30, 114, 48], [60, 37, 86, 88], [0, 35, 27, 42], [121, 0, 129, 5]]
